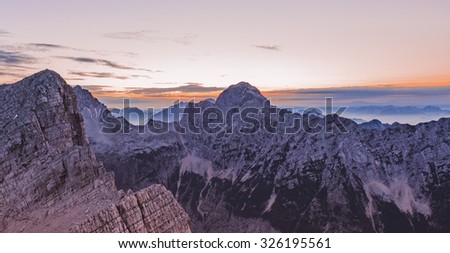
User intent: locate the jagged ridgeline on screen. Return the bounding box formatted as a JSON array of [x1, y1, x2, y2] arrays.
[[2, 70, 448, 233], [0, 70, 190, 232], [75, 76, 450, 233]]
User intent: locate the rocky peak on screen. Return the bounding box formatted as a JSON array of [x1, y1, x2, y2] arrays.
[[25, 69, 65, 87], [1, 69, 88, 153], [216, 81, 267, 109], [20, 69, 70, 101], [0, 70, 190, 232]]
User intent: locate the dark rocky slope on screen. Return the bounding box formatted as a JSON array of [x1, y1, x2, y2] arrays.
[[75, 81, 450, 233]]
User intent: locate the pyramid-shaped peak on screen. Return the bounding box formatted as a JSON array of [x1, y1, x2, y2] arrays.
[[236, 81, 252, 86], [39, 68, 59, 75], [0, 70, 78, 118], [19, 69, 67, 90], [228, 81, 259, 91], [32, 69, 64, 80], [216, 81, 267, 108]]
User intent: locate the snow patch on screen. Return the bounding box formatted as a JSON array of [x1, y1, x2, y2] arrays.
[[364, 179, 431, 221], [262, 189, 277, 214], [240, 170, 253, 182], [178, 155, 214, 216], [179, 155, 213, 181]]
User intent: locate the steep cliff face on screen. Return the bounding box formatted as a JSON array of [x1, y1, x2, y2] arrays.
[[76, 81, 450, 232], [0, 70, 190, 232]]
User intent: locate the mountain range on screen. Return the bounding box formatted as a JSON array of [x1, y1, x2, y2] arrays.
[[75, 79, 450, 232], [1, 70, 449, 232]]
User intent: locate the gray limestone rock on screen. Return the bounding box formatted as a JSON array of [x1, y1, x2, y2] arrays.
[[0, 70, 190, 232]]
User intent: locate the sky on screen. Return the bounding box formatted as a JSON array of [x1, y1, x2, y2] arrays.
[[1, 0, 450, 108]]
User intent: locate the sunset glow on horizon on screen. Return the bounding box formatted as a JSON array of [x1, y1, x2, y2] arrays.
[[1, 0, 450, 107]]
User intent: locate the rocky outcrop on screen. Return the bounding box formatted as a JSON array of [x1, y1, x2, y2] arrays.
[[73, 185, 190, 232], [0, 70, 190, 232]]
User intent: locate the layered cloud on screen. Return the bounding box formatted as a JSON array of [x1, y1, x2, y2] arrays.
[[0, 47, 36, 79], [0, 30, 10, 36], [103, 29, 198, 45], [103, 30, 154, 41], [2, 43, 74, 53], [26, 43, 69, 52], [79, 83, 224, 106], [253, 45, 281, 51], [125, 83, 223, 96], [0, 50, 35, 64], [265, 85, 450, 106], [69, 71, 130, 80], [58, 56, 158, 72], [0, 39, 157, 82], [28, 43, 65, 49]]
